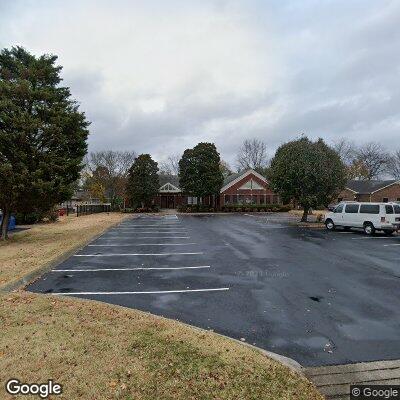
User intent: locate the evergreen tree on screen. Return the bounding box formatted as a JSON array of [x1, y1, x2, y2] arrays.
[[0, 47, 89, 239], [126, 154, 159, 208], [268, 137, 347, 221], [179, 143, 224, 202]]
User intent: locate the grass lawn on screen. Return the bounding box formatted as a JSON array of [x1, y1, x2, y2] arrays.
[[0, 292, 323, 400], [0, 213, 129, 289], [289, 209, 326, 219]]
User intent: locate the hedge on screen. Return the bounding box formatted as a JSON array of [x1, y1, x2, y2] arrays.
[[177, 204, 291, 213]]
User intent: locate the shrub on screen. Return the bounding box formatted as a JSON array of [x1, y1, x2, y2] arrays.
[[123, 208, 135, 213], [15, 212, 41, 225]]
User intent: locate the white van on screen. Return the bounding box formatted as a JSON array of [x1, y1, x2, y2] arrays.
[[324, 202, 400, 235]]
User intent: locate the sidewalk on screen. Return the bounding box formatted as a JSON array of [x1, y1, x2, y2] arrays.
[[305, 360, 400, 399]]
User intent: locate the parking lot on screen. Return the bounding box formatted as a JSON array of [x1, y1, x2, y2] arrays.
[[27, 213, 400, 367]]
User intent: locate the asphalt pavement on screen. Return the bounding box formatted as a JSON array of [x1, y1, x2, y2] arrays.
[[27, 213, 400, 367]]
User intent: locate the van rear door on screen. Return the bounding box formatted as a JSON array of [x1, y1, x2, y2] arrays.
[[384, 205, 395, 226]]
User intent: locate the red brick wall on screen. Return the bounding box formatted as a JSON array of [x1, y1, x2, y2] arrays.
[[337, 188, 356, 202], [220, 172, 280, 206], [371, 183, 400, 202], [337, 183, 400, 203]]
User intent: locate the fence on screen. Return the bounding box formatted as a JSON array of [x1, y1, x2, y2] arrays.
[[76, 203, 111, 217]]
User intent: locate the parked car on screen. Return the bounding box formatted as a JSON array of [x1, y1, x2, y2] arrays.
[[324, 202, 400, 235]]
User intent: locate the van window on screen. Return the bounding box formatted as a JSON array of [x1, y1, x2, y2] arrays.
[[345, 204, 359, 213], [334, 204, 344, 213], [360, 204, 380, 214], [394, 205, 400, 214], [385, 205, 394, 214]]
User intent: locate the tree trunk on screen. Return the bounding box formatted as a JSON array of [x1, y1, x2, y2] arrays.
[[301, 206, 309, 222], [0, 207, 11, 240]]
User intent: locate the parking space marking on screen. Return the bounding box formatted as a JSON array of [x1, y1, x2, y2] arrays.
[[113, 229, 187, 232], [105, 231, 188, 234], [52, 287, 229, 296], [383, 243, 400, 247], [351, 237, 398, 240], [88, 243, 196, 247], [115, 225, 181, 228], [114, 227, 186, 229], [97, 236, 190, 239], [53, 265, 211, 272], [73, 252, 204, 257]]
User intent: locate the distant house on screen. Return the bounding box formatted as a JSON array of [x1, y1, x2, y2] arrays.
[[153, 174, 184, 209], [153, 169, 281, 209], [337, 180, 400, 203], [60, 189, 102, 211], [219, 169, 280, 206]]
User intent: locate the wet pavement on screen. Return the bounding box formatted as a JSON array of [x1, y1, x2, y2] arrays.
[[27, 213, 400, 367]]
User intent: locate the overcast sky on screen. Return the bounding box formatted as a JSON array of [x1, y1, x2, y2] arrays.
[[1, 0, 399, 166]]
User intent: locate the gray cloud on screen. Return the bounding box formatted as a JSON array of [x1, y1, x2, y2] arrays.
[[0, 0, 399, 166]]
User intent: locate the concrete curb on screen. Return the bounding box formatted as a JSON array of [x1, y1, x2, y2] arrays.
[[210, 330, 304, 373], [150, 313, 304, 374], [0, 214, 135, 293]]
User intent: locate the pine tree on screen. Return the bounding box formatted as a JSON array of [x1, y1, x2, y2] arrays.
[[0, 47, 89, 239]]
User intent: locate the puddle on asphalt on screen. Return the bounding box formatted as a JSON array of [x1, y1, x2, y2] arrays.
[[309, 296, 323, 302]]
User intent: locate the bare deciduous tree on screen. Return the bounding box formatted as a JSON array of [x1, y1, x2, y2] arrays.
[[84, 150, 136, 206], [354, 142, 390, 180], [332, 138, 356, 165], [236, 139, 269, 173], [159, 154, 180, 175], [219, 159, 233, 178], [387, 150, 400, 180]]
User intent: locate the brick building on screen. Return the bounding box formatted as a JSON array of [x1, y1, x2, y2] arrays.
[[153, 169, 281, 209], [337, 180, 400, 203]]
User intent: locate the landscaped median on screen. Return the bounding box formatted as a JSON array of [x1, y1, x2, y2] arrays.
[[0, 292, 323, 400], [0, 212, 131, 291]]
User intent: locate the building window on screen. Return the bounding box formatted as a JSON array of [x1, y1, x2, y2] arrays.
[[337, 197, 343, 202], [187, 196, 198, 205], [383, 198, 389, 203]]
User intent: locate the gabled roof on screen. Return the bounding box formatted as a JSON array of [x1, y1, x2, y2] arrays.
[[158, 174, 180, 189], [346, 180, 400, 194], [220, 169, 267, 193]]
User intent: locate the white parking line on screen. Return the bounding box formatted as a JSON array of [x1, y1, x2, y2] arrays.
[[88, 243, 196, 247], [99, 236, 190, 239], [110, 228, 187, 233], [115, 225, 181, 228], [73, 252, 203, 257], [383, 243, 400, 247], [52, 288, 229, 296], [351, 237, 397, 240], [114, 227, 186, 229], [106, 231, 187, 234], [53, 266, 211, 272]]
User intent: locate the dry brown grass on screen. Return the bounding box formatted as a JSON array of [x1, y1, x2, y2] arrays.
[[289, 209, 326, 218], [0, 213, 130, 288], [0, 292, 323, 400]]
